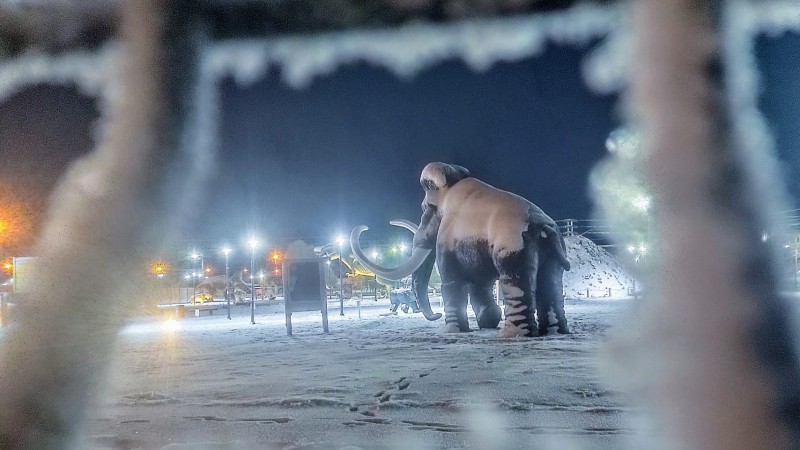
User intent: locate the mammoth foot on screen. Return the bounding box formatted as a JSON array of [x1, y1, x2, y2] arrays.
[[498, 324, 534, 338], [444, 322, 469, 333], [476, 305, 502, 329], [539, 326, 571, 336]]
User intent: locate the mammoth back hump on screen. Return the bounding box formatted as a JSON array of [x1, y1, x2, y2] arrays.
[[439, 179, 532, 254]]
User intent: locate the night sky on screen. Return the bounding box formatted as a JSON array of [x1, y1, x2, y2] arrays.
[[212, 40, 618, 246], [0, 33, 798, 259]]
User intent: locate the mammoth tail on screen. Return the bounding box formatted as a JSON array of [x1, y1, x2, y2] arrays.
[[540, 223, 571, 271]]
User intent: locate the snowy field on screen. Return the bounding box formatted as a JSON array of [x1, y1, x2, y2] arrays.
[[83, 296, 638, 450]]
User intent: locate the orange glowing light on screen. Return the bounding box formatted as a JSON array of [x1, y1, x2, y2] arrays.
[[0, 185, 36, 255], [150, 261, 169, 276], [271, 252, 281, 262]]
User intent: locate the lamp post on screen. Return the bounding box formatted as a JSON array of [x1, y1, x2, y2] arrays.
[[191, 272, 197, 304], [371, 250, 381, 300], [248, 237, 259, 325], [222, 246, 232, 319], [795, 247, 798, 290], [336, 236, 345, 316], [190, 250, 202, 302]]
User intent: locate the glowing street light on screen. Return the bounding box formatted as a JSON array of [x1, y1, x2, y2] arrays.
[[399, 243, 408, 254], [222, 246, 232, 320], [190, 249, 203, 281], [248, 237, 260, 325], [633, 195, 651, 213], [151, 261, 168, 277]]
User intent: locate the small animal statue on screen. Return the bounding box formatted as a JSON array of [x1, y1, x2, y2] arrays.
[[389, 288, 421, 314]]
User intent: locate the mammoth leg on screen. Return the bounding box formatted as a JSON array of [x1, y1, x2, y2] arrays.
[[535, 255, 568, 335], [469, 282, 502, 329], [441, 280, 470, 332], [497, 248, 537, 338]]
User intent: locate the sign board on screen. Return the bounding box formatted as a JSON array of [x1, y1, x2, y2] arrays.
[[282, 257, 328, 335], [13, 257, 38, 294]]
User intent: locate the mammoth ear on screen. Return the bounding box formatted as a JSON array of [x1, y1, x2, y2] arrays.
[[420, 162, 470, 191]]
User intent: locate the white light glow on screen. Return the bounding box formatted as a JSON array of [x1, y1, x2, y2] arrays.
[[633, 195, 651, 212], [161, 319, 180, 332]]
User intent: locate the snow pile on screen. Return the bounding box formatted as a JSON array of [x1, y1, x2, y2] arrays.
[[563, 234, 635, 299]]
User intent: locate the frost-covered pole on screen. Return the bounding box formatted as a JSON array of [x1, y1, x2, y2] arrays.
[[0, 1, 207, 448], [631, 0, 800, 449]]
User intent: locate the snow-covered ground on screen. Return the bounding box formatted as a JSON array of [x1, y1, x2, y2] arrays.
[[84, 297, 636, 449]]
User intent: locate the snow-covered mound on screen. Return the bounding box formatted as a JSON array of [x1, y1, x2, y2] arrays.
[[563, 234, 635, 299]]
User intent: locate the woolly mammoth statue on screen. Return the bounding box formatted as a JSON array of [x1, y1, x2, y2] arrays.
[[351, 162, 570, 337]]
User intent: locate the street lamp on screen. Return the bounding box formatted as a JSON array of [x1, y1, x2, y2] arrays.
[[190, 248, 203, 283], [248, 237, 259, 325], [191, 272, 197, 304], [632, 195, 651, 213], [336, 235, 345, 316], [222, 246, 232, 319]]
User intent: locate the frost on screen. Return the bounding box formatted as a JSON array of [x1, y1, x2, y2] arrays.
[[1, 2, 797, 104], [0, 5, 620, 102], [207, 4, 620, 89], [583, 1, 800, 94], [0, 46, 112, 103]]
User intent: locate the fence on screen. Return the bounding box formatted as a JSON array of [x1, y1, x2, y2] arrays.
[[558, 212, 800, 290], [555, 218, 626, 249]]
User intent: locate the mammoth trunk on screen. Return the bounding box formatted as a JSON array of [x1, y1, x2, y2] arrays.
[[412, 250, 442, 321]]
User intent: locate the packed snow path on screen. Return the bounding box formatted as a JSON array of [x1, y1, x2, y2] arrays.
[[87, 299, 633, 449]]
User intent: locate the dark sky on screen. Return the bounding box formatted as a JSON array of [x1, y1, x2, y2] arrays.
[[0, 33, 798, 260], [212, 41, 618, 246], [755, 31, 800, 203]]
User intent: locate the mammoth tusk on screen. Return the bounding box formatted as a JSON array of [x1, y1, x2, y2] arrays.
[[350, 225, 431, 280], [389, 219, 418, 234]]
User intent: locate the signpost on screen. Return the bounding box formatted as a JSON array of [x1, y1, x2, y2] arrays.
[[282, 257, 329, 336]]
